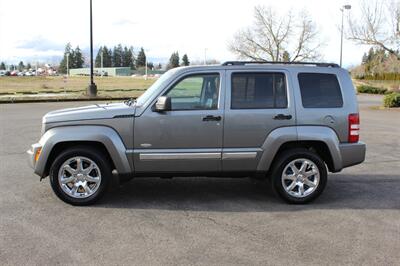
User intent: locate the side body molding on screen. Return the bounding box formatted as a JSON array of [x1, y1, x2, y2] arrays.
[[34, 126, 131, 177], [256, 126, 343, 172]]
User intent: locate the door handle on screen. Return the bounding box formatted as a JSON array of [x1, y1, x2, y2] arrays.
[[273, 114, 292, 120], [202, 115, 222, 121]]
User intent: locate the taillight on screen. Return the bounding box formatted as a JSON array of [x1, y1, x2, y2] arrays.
[[348, 113, 360, 143]]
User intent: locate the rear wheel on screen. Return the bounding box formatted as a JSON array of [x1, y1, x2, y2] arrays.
[[49, 146, 111, 205], [270, 148, 327, 204]]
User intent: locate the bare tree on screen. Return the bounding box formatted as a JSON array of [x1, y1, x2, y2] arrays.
[[229, 6, 323, 62], [347, 0, 400, 58]]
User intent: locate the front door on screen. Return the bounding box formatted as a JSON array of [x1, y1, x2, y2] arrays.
[[133, 71, 224, 173]]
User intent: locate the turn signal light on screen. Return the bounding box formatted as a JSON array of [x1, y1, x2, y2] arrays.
[[34, 148, 42, 162]]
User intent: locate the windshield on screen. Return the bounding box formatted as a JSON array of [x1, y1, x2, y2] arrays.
[[135, 69, 178, 107]]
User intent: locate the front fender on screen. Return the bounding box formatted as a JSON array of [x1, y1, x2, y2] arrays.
[[34, 125, 132, 177]]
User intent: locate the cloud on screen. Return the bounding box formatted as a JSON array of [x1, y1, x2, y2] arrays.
[[112, 19, 138, 26], [16, 36, 65, 52]]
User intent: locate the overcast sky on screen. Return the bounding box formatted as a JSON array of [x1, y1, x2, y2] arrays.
[[0, 0, 374, 67]]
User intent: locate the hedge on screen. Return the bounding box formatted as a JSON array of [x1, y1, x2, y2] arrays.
[[383, 93, 400, 108], [355, 73, 400, 81], [357, 85, 388, 94]]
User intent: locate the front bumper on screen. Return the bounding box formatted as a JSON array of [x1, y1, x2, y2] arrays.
[[27, 143, 42, 170], [339, 141, 366, 168]]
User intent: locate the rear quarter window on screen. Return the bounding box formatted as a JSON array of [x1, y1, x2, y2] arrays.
[[298, 73, 343, 108]]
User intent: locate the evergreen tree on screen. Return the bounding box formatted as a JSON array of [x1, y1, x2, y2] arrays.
[[17, 61, 25, 71], [112, 44, 123, 67], [147, 62, 154, 70], [59, 43, 73, 73], [361, 52, 368, 65], [181, 54, 190, 66], [95, 46, 103, 67], [282, 51, 290, 62], [136, 47, 146, 68], [122, 46, 134, 68], [74, 46, 84, 68], [0, 62, 6, 70], [102, 46, 112, 67], [168, 52, 180, 69], [27, 63, 32, 70]]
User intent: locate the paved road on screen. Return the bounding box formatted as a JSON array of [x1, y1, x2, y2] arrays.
[[0, 96, 399, 265]]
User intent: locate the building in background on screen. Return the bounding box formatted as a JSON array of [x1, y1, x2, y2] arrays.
[[69, 67, 132, 77]]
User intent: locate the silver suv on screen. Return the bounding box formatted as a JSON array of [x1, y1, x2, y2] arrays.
[[28, 61, 366, 205]]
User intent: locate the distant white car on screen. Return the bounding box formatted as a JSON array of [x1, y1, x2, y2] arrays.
[[0, 70, 6, 76]]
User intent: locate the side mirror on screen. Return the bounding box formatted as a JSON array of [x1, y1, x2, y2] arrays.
[[154, 96, 171, 112]]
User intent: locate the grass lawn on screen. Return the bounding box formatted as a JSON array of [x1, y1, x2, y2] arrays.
[[0, 76, 156, 98]]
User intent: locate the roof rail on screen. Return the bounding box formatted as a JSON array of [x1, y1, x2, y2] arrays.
[[221, 61, 340, 68]]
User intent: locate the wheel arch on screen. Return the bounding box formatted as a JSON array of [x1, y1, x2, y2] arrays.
[[35, 125, 132, 178], [257, 126, 343, 172]]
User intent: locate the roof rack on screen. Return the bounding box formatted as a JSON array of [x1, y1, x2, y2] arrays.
[[221, 61, 339, 68]]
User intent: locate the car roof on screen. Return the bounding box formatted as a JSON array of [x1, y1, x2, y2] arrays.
[[173, 62, 344, 74]]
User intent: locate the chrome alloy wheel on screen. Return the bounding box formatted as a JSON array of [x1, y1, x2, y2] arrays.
[[58, 156, 101, 199], [281, 158, 320, 198]]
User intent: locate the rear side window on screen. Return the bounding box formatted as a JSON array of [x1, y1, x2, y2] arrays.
[[231, 72, 287, 109], [298, 73, 343, 108]]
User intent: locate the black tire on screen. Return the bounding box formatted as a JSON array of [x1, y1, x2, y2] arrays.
[[270, 148, 327, 204], [49, 146, 111, 206]]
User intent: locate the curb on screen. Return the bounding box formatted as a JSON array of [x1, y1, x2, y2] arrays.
[[0, 97, 134, 104]]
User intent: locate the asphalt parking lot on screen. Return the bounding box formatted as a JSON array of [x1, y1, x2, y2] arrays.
[[0, 94, 399, 265]]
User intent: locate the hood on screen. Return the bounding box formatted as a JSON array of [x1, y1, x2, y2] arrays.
[[42, 102, 135, 123]]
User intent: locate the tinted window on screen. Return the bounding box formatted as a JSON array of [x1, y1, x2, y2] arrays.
[[298, 73, 343, 108], [231, 73, 287, 109], [166, 74, 220, 110]]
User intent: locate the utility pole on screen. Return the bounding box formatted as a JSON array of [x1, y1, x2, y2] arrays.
[[87, 0, 97, 97], [204, 48, 207, 65], [340, 4, 351, 67]]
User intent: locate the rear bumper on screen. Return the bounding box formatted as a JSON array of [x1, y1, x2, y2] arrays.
[[339, 141, 366, 169]]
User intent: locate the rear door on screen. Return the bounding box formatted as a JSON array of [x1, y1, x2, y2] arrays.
[[223, 69, 296, 171]]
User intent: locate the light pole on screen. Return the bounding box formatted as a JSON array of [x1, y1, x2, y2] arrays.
[[204, 48, 207, 65], [87, 0, 97, 97], [340, 4, 351, 67]]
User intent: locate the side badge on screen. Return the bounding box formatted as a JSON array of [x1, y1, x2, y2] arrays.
[[140, 143, 152, 148]]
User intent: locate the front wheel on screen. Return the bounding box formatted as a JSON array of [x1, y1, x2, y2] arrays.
[[49, 146, 111, 205], [270, 148, 327, 204]]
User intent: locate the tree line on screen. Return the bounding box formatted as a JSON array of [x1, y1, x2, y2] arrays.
[[0, 61, 32, 71], [57, 43, 191, 74], [351, 47, 400, 79]]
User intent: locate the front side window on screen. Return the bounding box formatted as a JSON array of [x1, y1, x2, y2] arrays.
[[165, 74, 220, 110], [298, 73, 343, 108], [231, 72, 287, 109]]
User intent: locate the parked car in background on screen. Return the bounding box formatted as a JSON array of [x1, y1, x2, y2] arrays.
[[28, 61, 366, 205]]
